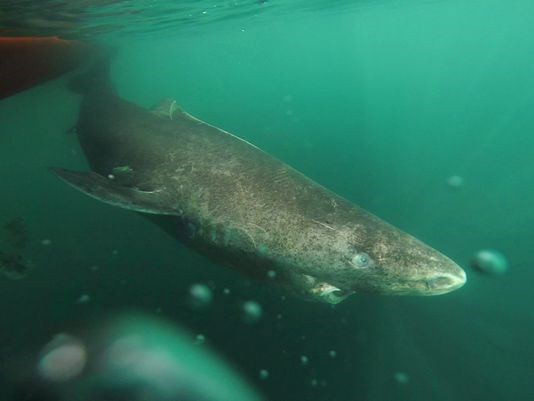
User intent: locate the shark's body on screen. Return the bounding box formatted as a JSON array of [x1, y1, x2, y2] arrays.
[[54, 67, 465, 304]]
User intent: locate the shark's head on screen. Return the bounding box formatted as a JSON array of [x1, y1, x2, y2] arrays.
[[295, 209, 466, 304]]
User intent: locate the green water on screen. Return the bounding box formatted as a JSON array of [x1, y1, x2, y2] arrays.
[[1, 1, 534, 400]]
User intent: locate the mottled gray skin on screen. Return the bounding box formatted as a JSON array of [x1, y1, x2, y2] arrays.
[[54, 82, 466, 304]]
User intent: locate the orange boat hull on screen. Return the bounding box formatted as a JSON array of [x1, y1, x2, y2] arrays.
[[0, 36, 95, 99]]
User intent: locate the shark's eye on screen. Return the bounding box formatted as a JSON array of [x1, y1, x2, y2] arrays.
[[351, 252, 373, 268]]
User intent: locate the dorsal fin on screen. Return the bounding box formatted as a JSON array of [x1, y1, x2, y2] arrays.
[[150, 99, 202, 123], [150, 98, 178, 119]]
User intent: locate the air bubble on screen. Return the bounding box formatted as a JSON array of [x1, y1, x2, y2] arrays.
[[242, 300, 262, 324], [471, 249, 509, 275], [188, 284, 213, 309], [394, 371, 410, 384], [76, 294, 91, 304], [38, 334, 86, 382], [446, 175, 464, 189]]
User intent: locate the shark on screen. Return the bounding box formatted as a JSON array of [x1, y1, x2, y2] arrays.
[[52, 62, 466, 304]]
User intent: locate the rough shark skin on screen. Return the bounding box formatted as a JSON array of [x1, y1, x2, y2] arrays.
[[53, 75, 466, 304]]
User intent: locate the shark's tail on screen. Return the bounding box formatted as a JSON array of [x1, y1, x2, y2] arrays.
[[68, 48, 116, 95]]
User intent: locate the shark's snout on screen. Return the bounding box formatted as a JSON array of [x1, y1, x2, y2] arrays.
[[425, 269, 466, 295], [415, 250, 467, 295]]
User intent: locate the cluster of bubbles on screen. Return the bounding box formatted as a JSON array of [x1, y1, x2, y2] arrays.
[[29, 314, 263, 401], [187, 283, 263, 324], [256, 350, 339, 384]]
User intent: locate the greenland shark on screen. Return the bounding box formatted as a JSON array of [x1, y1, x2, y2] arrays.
[[52, 62, 466, 304]]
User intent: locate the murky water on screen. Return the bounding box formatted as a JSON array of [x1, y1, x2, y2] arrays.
[[1, 1, 534, 400]]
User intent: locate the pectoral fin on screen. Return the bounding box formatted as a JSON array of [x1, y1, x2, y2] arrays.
[[50, 168, 178, 215], [279, 271, 353, 304], [309, 281, 353, 304]]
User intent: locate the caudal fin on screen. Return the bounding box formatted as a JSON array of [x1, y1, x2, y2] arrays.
[[68, 56, 114, 95]]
